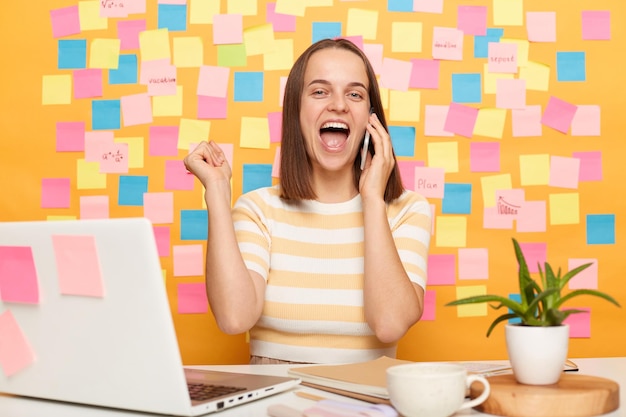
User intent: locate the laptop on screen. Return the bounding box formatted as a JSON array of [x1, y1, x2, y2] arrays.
[[0, 217, 300, 416]]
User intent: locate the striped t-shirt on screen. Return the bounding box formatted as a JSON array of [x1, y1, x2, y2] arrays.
[[232, 185, 431, 364]]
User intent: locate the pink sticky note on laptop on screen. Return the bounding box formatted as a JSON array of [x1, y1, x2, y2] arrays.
[[0, 246, 40, 304], [52, 235, 105, 297], [0, 310, 36, 376]]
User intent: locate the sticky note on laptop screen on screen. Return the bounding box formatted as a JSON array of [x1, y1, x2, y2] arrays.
[[51, 235, 105, 297], [0, 246, 40, 304]]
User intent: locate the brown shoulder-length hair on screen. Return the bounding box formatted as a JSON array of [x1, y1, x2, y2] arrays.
[[279, 38, 405, 203]]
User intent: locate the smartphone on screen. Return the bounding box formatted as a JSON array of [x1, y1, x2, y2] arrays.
[[360, 108, 374, 170]]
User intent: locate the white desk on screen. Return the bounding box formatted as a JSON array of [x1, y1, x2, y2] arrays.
[[1, 358, 624, 417]]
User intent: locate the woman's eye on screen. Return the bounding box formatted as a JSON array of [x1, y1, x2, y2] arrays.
[[349, 92, 364, 99]]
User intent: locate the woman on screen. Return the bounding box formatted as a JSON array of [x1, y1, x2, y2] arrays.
[[183, 38, 431, 364]]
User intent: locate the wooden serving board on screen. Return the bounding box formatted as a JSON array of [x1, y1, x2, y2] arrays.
[[469, 373, 619, 417]]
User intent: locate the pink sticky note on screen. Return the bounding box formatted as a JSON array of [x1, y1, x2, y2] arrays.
[[124, 0, 147, 15], [177, 283, 209, 314], [99, 142, 129, 173], [153, 226, 171, 257], [267, 3, 296, 32], [56, 121, 85, 152], [85, 131, 115, 162], [0, 247, 39, 304], [457, 6, 487, 36], [458, 248, 489, 280], [582, 11, 611, 40], [427, 254, 456, 286], [100, 0, 128, 17], [140, 59, 173, 85], [149, 126, 179, 156], [495, 189, 525, 220], [496, 78, 526, 109], [483, 206, 513, 230], [121, 93, 153, 126], [470, 142, 500, 172], [488, 42, 518, 73], [541, 97, 577, 134], [397, 160, 425, 191], [268, 112, 283, 143], [173, 245, 204, 277], [573, 151, 602, 181], [409, 59, 440, 89], [413, 0, 443, 13], [549, 156, 580, 189], [0, 310, 36, 376], [564, 308, 591, 338], [571, 105, 600, 136], [516, 200, 546, 233], [50, 6, 81, 38], [512, 105, 542, 137], [424, 105, 454, 137], [52, 235, 105, 297], [444, 102, 478, 138], [197, 66, 229, 97], [421, 290, 436, 321], [526, 12, 556, 42], [379, 58, 412, 91], [41, 178, 70, 209], [340, 36, 363, 51], [568, 259, 598, 289], [117, 20, 146, 50], [80, 195, 110, 219], [414, 166, 445, 198], [74, 68, 103, 99], [213, 14, 243, 45], [363, 43, 384, 75], [197, 96, 227, 119], [272, 146, 281, 178], [519, 242, 546, 273], [432, 27, 464, 61], [165, 160, 195, 190], [143, 192, 174, 224], [146, 65, 177, 97]]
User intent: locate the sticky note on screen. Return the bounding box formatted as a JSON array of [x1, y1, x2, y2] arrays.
[[388, 126, 416, 157], [432, 27, 464, 61], [495, 189, 524, 220], [413, 0, 443, 13], [164, 160, 194, 191], [389, 91, 420, 122], [141, 59, 177, 96], [363, 43, 383, 75], [243, 164, 273, 193], [512, 105, 542, 137], [139, 28, 171, 62], [424, 105, 453, 137], [518, 242, 546, 274], [542, 97, 577, 134], [526, 11, 556, 42], [496, 78, 526, 109], [226, 0, 257, 15], [564, 308, 591, 338], [458, 248, 489, 280], [483, 63, 514, 95], [397, 161, 425, 191], [116, 136, 143, 168], [153, 85, 184, 117], [421, 290, 436, 321], [480, 173, 511, 207], [474, 28, 503, 58], [493, 0, 523, 26], [582, 10, 611, 40], [516, 200, 546, 233], [442, 183, 472, 214], [549, 193, 580, 225], [483, 205, 513, 230], [56, 121, 85, 152], [426, 254, 456, 285], [79, 195, 109, 219], [557, 52, 586, 82], [380, 58, 412, 92], [197, 66, 229, 97], [568, 259, 598, 289], [573, 151, 602, 181], [587, 214, 615, 244], [217, 44, 247, 67], [109, 54, 138, 85], [474, 108, 506, 139], [118, 175, 149, 206], [92, 99, 121, 130], [177, 283, 209, 314], [274, 0, 305, 17], [178, 118, 210, 150], [50, 6, 81, 38], [263, 38, 294, 71], [99, 142, 129, 173], [153, 226, 171, 257], [58, 39, 87, 69], [501, 38, 529, 67], [312, 21, 342, 44], [173, 245, 205, 277], [266, 2, 296, 32], [391, 21, 422, 53], [89, 38, 121, 69], [42, 75, 72, 105], [452, 73, 481, 103], [453, 286, 487, 317], [435, 216, 467, 248], [158, 4, 187, 31], [549, 156, 580, 189], [571, 105, 601, 136], [346, 8, 378, 41], [444, 102, 478, 138], [173, 37, 204, 67], [414, 166, 444, 198], [488, 42, 517, 73], [410, 59, 439, 89], [0, 310, 36, 377], [234, 72, 264, 102], [117, 20, 146, 50], [268, 112, 283, 143], [240, 117, 270, 149], [427, 142, 459, 173], [520, 154, 549, 186], [0, 246, 39, 304], [41, 178, 71, 208], [76, 159, 107, 190], [198, 96, 227, 119], [180, 210, 208, 240], [519, 61, 550, 92], [52, 234, 105, 297], [213, 14, 243, 44], [149, 126, 179, 156], [470, 142, 500, 172], [78, 0, 108, 31], [457, 6, 487, 36]]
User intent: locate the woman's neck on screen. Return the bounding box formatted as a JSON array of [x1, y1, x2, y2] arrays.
[[311, 170, 358, 203]]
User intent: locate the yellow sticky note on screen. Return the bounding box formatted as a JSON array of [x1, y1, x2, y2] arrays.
[[173, 37, 204, 68], [77, 159, 107, 190], [42, 75, 72, 105], [389, 90, 420, 122], [519, 61, 550, 92], [480, 174, 512, 207], [275, 0, 305, 16], [264, 38, 294, 71], [240, 117, 270, 149], [435, 216, 467, 248], [78, 0, 108, 31], [346, 8, 378, 41], [115, 137, 144, 168], [89, 39, 121, 69], [153, 86, 183, 117], [493, 0, 523, 26], [190, 0, 221, 24], [474, 108, 507, 139], [244, 24, 276, 57], [226, 0, 257, 15], [139, 28, 171, 62], [483, 63, 514, 94], [520, 154, 549, 186], [455, 286, 488, 317], [391, 22, 422, 53], [427, 142, 459, 173], [549, 193, 580, 225], [179, 119, 211, 150], [501, 38, 529, 67]]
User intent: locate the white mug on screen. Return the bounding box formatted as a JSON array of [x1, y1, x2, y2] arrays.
[[386, 363, 490, 417]]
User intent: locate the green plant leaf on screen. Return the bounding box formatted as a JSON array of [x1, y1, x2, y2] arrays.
[[445, 295, 525, 315], [558, 263, 593, 290], [485, 313, 517, 337], [556, 289, 622, 309], [512, 238, 533, 308]]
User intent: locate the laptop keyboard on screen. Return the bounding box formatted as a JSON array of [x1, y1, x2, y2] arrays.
[[187, 383, 247, 401]]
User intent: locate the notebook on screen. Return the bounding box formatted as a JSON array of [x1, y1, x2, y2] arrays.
[[0, 217, 300, 416]]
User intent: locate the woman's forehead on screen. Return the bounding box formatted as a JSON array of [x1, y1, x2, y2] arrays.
[[304, 48, 369, 85]]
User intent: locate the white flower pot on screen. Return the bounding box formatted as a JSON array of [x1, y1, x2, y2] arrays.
[[505, 324, 569, 385]]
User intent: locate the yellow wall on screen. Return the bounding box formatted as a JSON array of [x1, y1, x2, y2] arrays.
[[1, 1, 624, 364]]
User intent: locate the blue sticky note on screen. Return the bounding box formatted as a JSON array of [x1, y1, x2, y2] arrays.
[[508, 293, 522, 324], [58, 39, 87, 69], [243, 164, 273, 194], [387, 0, 413, 12], [586, 214, 615, 244], [452, 73, 482, 103], [388, 126, 415, 157], [234, 72, 264, 102], [118, 176, 148, 206], [181, 210, 208, 240], [158, 4, 187, 31], [442, 183, 472, 214], [312, 22, 342, 43], [474, 28, 503, 58], [109, 54, 138, 85], [556, 52, 586, 82], [92, 99, 121, 130]]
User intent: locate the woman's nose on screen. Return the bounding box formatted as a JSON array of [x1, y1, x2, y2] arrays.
[[328, 94, 348, 112]]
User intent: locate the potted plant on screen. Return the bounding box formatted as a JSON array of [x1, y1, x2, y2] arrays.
[[446, 238, 621, 385]]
